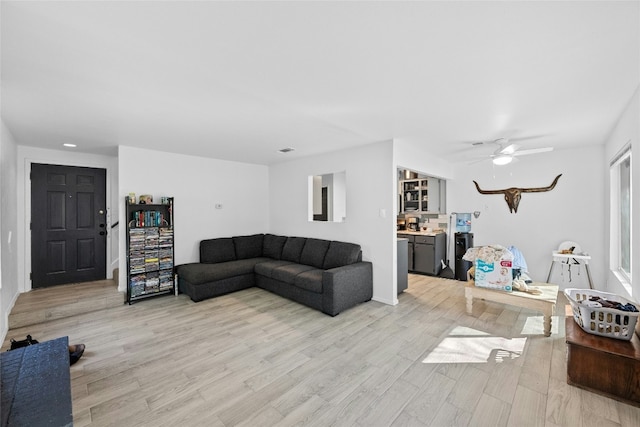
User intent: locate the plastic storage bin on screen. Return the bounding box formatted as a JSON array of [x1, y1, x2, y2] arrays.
[[565, 288, 639, 341]]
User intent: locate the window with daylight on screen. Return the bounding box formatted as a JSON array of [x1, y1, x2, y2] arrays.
[[609, 145, 631, 289]]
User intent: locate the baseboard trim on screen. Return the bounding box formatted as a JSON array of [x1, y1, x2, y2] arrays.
[[372, 296, 398, 306], [1, 289, 21, 344]]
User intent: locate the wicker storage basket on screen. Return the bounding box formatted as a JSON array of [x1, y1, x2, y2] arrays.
[[564, 288, 639, 341]]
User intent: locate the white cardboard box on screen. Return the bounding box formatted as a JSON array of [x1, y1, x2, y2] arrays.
[[474, 255, 513, 292]]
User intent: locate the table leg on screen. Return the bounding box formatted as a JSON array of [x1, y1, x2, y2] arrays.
[[465, 288, 473, 315], [543, 314, 552, 337]]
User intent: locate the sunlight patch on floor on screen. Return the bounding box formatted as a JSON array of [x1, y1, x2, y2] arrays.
[[422, 326, 527, 364], [520, 315, 559, 335]]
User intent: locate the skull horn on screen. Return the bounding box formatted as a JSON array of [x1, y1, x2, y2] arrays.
[[473, 174, 562, 213], [520, 174, 562, 193]]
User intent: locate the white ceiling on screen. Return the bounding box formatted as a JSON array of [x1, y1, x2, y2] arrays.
[[2, 1, 639, 165]]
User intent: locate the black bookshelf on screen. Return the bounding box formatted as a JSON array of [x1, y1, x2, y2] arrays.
[[125, 196, 175, 304]]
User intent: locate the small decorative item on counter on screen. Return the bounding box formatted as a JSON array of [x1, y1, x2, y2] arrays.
[[128, 193, 136, 204], [160, 196, 170, 204], [139, 194, 153, 204]]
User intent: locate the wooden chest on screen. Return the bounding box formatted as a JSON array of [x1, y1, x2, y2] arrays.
[[566, 317, 640, 406]]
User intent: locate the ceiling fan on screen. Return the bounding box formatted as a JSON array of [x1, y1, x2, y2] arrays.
[[473, 138, 554, 165]]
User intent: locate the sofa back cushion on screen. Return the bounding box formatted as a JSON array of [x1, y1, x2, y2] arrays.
[[263, 234, 287, 260], [323, 241, 362, 269], [281, 237, 307, 263], [299, 238, 330, 268], [233, 234, 264, 259], [200, 238, 236, 264]]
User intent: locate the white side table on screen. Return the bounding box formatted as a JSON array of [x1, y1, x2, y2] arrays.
[[546, 251, 594, 289]]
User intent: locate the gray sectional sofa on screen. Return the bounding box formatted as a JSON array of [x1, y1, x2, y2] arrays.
[[175, 234, 373, 316]]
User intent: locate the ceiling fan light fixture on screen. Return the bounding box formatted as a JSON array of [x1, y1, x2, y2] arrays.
[[493, 154, 513, 166]]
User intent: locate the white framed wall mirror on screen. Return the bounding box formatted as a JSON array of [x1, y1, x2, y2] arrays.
[[308, 171, 346, 222]]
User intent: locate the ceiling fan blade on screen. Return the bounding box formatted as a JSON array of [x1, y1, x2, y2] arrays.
[[509, 133, 550, 142], [499, 143, 519, 155], [512, 147, 554, 156]]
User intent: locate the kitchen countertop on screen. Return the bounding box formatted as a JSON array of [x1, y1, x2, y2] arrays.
[[397, 230, 445, 236]]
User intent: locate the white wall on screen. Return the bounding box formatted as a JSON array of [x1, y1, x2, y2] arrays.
[[269, 141, 397, 305], [16, 146, 117, 293], [448, 146, 605, 290], [395, 139, 455, 182], [604, 86, 639, 299], [118, 146, 269, 291], [1, 121, 19, 341]]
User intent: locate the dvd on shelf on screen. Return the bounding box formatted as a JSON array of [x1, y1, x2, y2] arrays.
[[126, 196, 174, 303]]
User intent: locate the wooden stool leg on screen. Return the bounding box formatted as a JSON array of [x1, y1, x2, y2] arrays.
[[543, 304, 555, 337], [543, 314, 552, 337], [465, 288, 473, 315]]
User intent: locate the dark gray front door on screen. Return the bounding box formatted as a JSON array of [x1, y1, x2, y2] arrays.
[[31, 163, 107, 288]]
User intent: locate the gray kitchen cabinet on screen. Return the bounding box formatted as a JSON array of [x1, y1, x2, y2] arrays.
[[412, 233, 446, 276], [397, 238, 408, 294], [397, 234, 415, 271]]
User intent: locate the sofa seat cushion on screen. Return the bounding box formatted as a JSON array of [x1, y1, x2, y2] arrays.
[[177, 258, 269, 285], [293, 269, 323, 293], [271, 264, 316, 284], [254, 260, 296, 278]]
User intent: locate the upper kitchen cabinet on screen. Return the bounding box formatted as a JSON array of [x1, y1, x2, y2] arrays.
[[398, 169, 446, 214], [401, 179, 426, 213]]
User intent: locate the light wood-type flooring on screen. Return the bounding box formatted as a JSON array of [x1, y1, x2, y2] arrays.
[[7, 279, 124, 329], [3, 275, 640, 426]]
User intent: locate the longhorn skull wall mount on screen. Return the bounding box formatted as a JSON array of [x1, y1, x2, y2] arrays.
[[473, 174, 562, 213]]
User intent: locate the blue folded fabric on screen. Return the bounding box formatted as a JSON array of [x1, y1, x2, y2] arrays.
[[507, 245, 528, 272]]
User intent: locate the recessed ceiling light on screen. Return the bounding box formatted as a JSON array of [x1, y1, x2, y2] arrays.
[[63, 143, 77, 148], [278, 147, 295, 153]]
